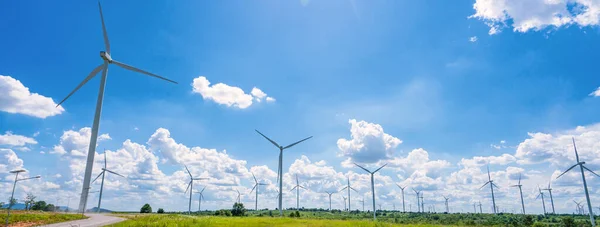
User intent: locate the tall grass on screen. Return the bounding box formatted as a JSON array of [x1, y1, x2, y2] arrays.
[[0, 210, 85, 225]]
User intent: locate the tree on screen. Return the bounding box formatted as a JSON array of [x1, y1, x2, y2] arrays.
[[31, 201, 47, 210], [231, 202, 246, 216], [157, 208, 164, 214], [140, 204, 152, 213], [0, 202, 4, 209], [44, 204, 55, 212], [24, 193, 36, 210], [8, 198, 17, 207]]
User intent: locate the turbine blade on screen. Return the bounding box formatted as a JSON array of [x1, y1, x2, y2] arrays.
[[339, 186, 347, 192], [492, 182, 500, 189], [480, 181, 490, 190], [536, 193, 541, 200], [572, 137, 580, 162], [283, 136, 313, 149], [111, 60, 177, 84], [184, 181, 191, 194], [353, 163, 371, 174], [299, 185, 306, 190], [105, 169, 125, 178], [518, 173, 522, 185], [200, 186, 206, 194], [250, 184, 257, 194], [252, 172, 257, 183], [255, 130, 280, 148], [98, 1, 110, 53], [91, 171, 104, 184], [290, 186, 298, 191], [184, 165, 192, 178], [487, 165, 491, 181], [373, 163, 388, 173], [104, 151, 107, 169], [56, 64, 104, 107], [583, 166, 600, 178], [556, 164, 579, 179], [350, 187, 358, 193]]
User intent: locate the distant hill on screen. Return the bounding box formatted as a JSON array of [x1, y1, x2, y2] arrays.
[[1, 203, 26, 210], [87, 207, 113, 213]]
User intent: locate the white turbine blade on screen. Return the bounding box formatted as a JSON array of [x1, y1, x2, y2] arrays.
[[290, 186, 298, 191], [339, 186, 348, 192], [536, 193, 541, 200], [283, 136, 313, 149], [57, 64, 104, 107], [91, 171, 104, 184], [480, 181, 490, 190], [104, 151, 107, 169], [250, 184, 258, 194], [104, 169, 125, 178], [299, 185, 306, 190], [583, 166, 600, 177], [255, 130, 280, 148], [200, 186, 206, 194], [487, 165, 491, 181], [556, 164, 579, 179], [492, 182, 500, 189], [98, 1, 110, 53], [193, 178, 208, 180], [353, 163, 371, 174], [350, 187, 358, 192], [111, 60, 178, 84], [373, 163, 388, 173], [184, 181, 191, 194], [252, 172, 258, 183], [259, 183, 268, 186], [184, 165, 193, 178], [518, 173, 522, 185]]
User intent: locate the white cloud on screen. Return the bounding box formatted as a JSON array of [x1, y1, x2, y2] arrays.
[[590, 87, 600, 97], [460, 153, 517, 168], [266, 97, 276, 102], [470, 0, 600, 35], [469, 36, 478, 42], [191, 76, 274, 109], [0, 149, 24, 173], [0, 131, 37, 147], [0, 75, 64, 118], [337, 119, 402, 164], [51, 127, 110, 156]]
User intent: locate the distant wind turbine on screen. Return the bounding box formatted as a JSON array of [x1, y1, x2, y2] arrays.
[[194, 186, 207, 212], [57, 2, 178, 213], [478, 201, 483, 213], [249, 173, 268, 211], [184, 165, 208, 214], [574, 200, 583, 215], [442, 196, 450, 213], [510, 173, 526, 214], [396, 184, 406, 212], [541, 180, 555, 214], [290, 174, 306, 210], [354, 163, 387, 220], [557, 138, 599, 226], [412, 189, 421, 213], [536, 186, 547, 215], [235, 189, 242, 203], [420, 193, 425, 213], [480, 165, 499, 214], [342, 196, 347, 211], [359, 196, 365, 212], [91, 151, 125, 213], [339, 176, 358, 212], [255, 130, 312, 216], [324, 191, 336, 211]]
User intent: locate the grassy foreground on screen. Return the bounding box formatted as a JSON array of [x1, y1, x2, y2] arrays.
[[110, 214, 445, 227], [0, 210, 85, 226]]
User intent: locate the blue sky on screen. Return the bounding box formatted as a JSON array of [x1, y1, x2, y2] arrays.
[[2, 0, 600, 214]]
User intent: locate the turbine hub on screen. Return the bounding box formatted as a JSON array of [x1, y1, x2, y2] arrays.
[[579, 161, 586, 165], [100, 51, 113, 63]]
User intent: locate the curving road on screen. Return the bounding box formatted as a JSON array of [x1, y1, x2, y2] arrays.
[[41, 213, 124, 227]]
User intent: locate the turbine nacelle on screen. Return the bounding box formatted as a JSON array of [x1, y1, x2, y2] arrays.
[[100, 51, 112, 62]]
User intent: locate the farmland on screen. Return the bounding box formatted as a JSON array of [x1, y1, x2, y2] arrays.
[[0, 210, 85, 226]]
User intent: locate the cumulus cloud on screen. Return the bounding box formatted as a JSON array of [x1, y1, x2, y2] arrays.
[[590, 87, 600, 97], [337, 119, 402, 164], [469, 36, 478, 42], [460, 153, 517, 167], [0, 75, 64, 118], [470, 0, 600, 35], [0, 131, 37, 147], [51, 127, 111, 156], [191, 76, 274, 109]]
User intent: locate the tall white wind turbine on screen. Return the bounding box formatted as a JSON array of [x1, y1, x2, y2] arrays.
[[255, 130, 312, 216], [541, 180, 555, 214], [342, 196, 348, 211], [339, 176, 358, 212], [354, 163, 387, 220], [324, 191, 336, 211], [249, 173, 268, 211], [536, 186, 547, 215], [91, 151, 125, 213], [510, 173, 526, 214], [359, 196, 365, 212], [290, 174, 306, 210], [480, 165, 499, 214], [412, 189, 421, 213], [396, 184, 406, 212], [442, 196, 450, 213], [57, 1, 178, 213], [194, 186, 207, 212], [184, 165, 207, 214], [235, 189, 242, 203], [557, 138, 599, 226]]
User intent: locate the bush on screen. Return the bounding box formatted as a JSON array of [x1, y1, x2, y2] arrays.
[[295, 211, 300, 217], [231, 202, 246, 216], [157, 208, 164, 214], [561, 216, 575, 227], [140, 204, 152, 213], [532, 222, 545, 227], [31, 201, 47, 210], [524, 216, 535, 227]]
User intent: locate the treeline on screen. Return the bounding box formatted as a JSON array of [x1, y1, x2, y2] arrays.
[[1, 193, 58, 212]]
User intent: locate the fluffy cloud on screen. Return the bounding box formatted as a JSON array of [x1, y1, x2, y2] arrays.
[[470, 0, 600, 35], [191, 76, 274, 109], [0, 131, 37, 147], [469, 36, 478, 42], [460, 153, 517, 168], [51, 127, 111, 156], [0, 149, 24, 174], [590, 87, 600, 97], [337, 119, 402, 164], [0, 75, 64, 118]]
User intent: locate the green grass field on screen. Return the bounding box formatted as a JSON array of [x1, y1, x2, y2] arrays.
[[0, 210, 85, 226]]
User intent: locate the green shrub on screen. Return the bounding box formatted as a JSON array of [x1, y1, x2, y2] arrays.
[[532, 222, 545, 227], [157, 208, 164, 214], [231, 203, 246, 216], [140, 204, 152, 213]]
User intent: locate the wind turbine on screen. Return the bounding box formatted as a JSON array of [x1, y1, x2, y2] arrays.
[[339, 176, 358, 212], [420, 193, 425, 213], [354, 163, 387, 220], [359, 196, 365, 212], [412, 189, 421, 213], [324, 191, 336, 211], [255, 130, 312, 216], [342, 196, 348, 211], [480, 165, 499, 214], [235, 189, 242, 203], [57, 2, 178, 213], [557, 138, 599, 226], [473, 202, 477, 213], [442, 196, 449, 213], [91, 151, 125, 213], [478, 201, 483, 214], [249, 173, 268, 211], [541, 180, 555, 214], [396, 184, 406, 212], [510, 173, 526, 214], [536, 186, 547, 215], [184, 165, 207, 214], [290, 174, 306, 211], [194, 186, 207, 212]]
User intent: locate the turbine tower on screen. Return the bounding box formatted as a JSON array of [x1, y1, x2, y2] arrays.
[[184, 165, 207, 214], [574, 201, 583, 215], [342, 196, 347, 211], [339, 176, 358, 212], [249, 173, 267, 211], [557, 138, 599, 226], [412, 189, 421, 213], [359, 196, 365, 212], [324, 191, 335, 211], [354, 163, 387, 220], [510, 173, 526, 214], [480, 165, 499, 214], [536, 186, 547, 215], [420, 193, 425, 213], [235, 189, 242, 203], [541, 180, 555, 214], [442, 196, 449, 213], [194, 186, 207, 212], [91, 151, 125, 213], [478, 201, 483, 214], [255, 130, 312, 216], [290, 174, 306, 211], [396, 184, 406, 212], [57, 2, 178, 213]]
